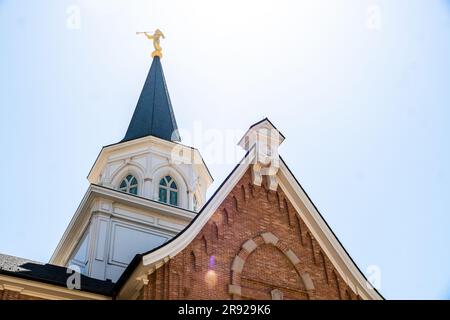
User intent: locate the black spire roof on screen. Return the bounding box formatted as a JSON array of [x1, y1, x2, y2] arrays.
[[122, 56, 181, 142]]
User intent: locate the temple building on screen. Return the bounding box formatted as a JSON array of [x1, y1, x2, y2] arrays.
[[0, 33, 383, 300]]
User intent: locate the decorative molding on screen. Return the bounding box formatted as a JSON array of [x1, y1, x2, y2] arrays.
[[239, 119, 284, 191]]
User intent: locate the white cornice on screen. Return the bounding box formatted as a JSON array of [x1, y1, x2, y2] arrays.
[[50, 185, 197, 266]]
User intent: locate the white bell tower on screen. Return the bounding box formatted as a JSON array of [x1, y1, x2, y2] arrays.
[[50, 48, 212, 283]]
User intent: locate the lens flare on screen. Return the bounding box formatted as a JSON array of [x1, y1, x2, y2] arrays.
[[204, 269, 218, 289], [209, 255, 215, 268]]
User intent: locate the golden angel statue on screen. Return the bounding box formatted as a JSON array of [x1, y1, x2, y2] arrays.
[[137, 29, 166, 58]]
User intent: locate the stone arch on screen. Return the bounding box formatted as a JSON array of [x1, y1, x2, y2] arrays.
[[229, 232, 315, 300]]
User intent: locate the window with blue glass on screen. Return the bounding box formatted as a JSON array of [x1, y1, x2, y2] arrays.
[[119, 175, 138, 195], [159, 176, 178, 206]]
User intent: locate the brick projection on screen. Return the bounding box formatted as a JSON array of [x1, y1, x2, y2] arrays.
[[140, 169, 362, 300]]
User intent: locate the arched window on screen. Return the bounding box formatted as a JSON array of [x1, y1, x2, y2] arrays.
[[119, 175, 138, 195], [159, 176, 178, 206]]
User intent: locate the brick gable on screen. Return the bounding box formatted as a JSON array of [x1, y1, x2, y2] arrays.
[[140, 169, 361, 300]]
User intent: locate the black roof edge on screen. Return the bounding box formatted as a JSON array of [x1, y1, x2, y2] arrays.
[[279, 155, 385, 300], [112, 147, 254, 297], [0, 268, 114, 297]]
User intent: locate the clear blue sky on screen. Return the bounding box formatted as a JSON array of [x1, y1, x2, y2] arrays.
[[1, 0, 449, 299]]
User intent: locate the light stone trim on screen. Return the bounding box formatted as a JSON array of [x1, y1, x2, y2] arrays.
[[265, 175, 279, 192], [229, 232, 309, 299], [240, 120, 283, 191], [228, 284, 242, 296], [251, 164, 263, 187], [261, 232, 279, 245], [271, 289, 284, 300], [285, 249, 300, 265], [301, 273, 315, 291], [242, 239, 257, 253], [231, 256, 245, 273]]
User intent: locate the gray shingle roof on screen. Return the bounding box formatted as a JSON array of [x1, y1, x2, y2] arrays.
[[0, 253, 114, 296]]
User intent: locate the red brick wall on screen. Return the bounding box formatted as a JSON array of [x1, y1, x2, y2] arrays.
[[142, 169, 361, 300]]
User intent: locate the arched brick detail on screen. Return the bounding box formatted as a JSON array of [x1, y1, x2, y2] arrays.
[[229, 232, 315, 299], [232, 195, 239, 213], [240, 184, 247, 202], [248, 182, 256, 198], [222, 208, 231, 226]]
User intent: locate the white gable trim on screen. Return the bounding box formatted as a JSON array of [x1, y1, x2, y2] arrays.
[[119, 148, 383, 300]]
